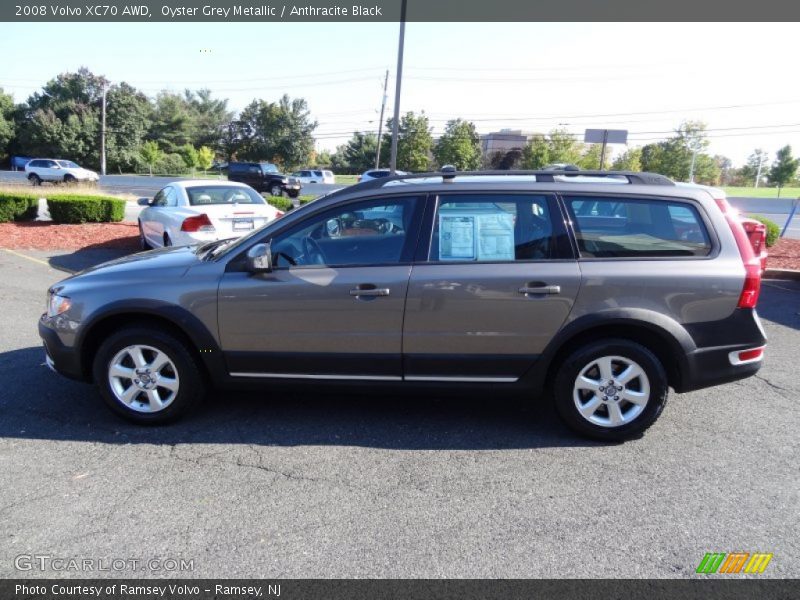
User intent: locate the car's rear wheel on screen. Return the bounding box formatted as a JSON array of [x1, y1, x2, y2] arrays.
[[270, 184, 283, 197], [553, 339, 668, 441], [138, 221, 151, 250], [28, 174, 41, 186], [93, 326, 205, 424]]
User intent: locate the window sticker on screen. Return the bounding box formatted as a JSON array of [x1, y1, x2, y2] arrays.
[[476, 212, 515, 261], [439, 215, 476, 260]]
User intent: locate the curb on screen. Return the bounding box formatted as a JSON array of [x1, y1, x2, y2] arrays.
[[764, 268, 800, 281]]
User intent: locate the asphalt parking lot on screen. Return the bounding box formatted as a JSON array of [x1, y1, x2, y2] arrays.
[[0, 248, 798, 579]]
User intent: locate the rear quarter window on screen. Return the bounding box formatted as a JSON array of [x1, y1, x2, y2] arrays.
[[565, 196, 712, 258]]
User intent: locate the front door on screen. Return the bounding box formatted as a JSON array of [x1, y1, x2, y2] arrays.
[[218, 195, 423, 379], [402, 192, 580, 381]]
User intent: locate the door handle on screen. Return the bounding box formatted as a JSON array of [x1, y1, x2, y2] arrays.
[[519, 285, 561, 295], [350, 286, 390, 297]]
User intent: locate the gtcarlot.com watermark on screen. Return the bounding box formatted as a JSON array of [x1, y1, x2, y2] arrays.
[[14, 553, 195, 573]]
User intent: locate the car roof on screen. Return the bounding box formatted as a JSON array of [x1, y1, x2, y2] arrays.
[[172, 180, 252, 189]]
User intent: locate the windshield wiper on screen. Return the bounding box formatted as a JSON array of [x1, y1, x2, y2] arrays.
[[196, 237, 236, 259]]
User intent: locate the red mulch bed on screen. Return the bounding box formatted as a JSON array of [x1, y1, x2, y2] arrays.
[[0, 221, 139, 251], [767, 238, 800, 271]]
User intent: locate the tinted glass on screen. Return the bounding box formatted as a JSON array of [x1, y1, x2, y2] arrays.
[[187, 186, 265, 206], [565, 196, 711, 257], [271, 197, 419, 268], [57, 160, 79, 168], [429, 194, 557, 262]]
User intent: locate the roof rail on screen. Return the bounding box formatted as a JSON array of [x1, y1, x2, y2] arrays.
[[319, 169, 674, 203]]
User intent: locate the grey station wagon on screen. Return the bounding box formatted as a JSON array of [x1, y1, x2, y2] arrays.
[[39, 170, 767, 440]]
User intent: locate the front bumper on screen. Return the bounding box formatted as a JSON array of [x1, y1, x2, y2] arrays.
[[39, 317, 87, 381]]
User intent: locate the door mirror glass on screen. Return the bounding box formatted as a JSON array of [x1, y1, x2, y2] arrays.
[[137, 197, 151, 206], [246, 242, 272, 273]]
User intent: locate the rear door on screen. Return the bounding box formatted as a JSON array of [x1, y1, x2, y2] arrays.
[[402, 192, 580, 381]]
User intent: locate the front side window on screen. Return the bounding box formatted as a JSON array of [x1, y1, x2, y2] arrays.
[[271, 197, 420, 268], [57, 160, 79, 168], [261, 164, 279, 174], [187, 186, 265, 206], [429, 194, 559, 262], [565, 196, 711, 258]]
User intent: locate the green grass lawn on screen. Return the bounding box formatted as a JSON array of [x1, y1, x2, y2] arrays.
[[334, 174, 359, 185], [723, 186, 800, 198]]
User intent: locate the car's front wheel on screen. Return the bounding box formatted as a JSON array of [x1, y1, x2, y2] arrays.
[[553, 339, 668, 441], [93, 326, 205, 424], [270, 184, 283, 197], [64, 174, 76, 185], [138, 221, 151, 250]]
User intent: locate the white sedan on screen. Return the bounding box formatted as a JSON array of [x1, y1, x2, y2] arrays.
[[137, 181, 284, 249]]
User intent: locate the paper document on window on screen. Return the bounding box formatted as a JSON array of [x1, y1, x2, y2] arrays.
[[439, 215, 475, 260], [476, 212, 514, 261]]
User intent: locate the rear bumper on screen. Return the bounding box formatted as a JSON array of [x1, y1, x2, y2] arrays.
[[676, 308, 767, 393], [39, 317, 87, 381]]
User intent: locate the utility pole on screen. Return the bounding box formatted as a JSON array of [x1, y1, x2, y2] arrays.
[[755, 152, 764, 188], [375, 69, 389, 170], [598, 129, 609, 170], [689, 148, 697, 183], [100, 84, 107, 176], [389, 0, 407, 174]]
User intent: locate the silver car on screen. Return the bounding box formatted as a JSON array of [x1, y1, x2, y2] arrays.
[[39, 170, 767, 441]]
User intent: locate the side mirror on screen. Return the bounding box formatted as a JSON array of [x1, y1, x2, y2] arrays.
[[246, 242, 272, 273], [137, 197, 151, 206]]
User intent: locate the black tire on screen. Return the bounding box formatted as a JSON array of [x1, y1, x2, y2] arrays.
[[553, 338, 668, 442], [64, 174, 76, 185], [28, 174, 41, 186], [92, 325, 205, 425], [287, 190, 299, 199], [270, 184, 283, 197], [138, 221, 151, 250]]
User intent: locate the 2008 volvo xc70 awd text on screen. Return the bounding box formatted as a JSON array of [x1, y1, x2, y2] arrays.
[[39, 170, 767, 440]]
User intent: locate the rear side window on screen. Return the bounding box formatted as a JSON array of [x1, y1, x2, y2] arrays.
[[565, 196, 711, 258], [429, 194, 562, 262]]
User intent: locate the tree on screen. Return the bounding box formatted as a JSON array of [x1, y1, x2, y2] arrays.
[[433, 119, 481, 170], [105, 82, 152, 173], [149, 92, 194, 153], [140, 140, 163, 176], [768, 145, 799, 197], [235, 95, 317, 169], [196, 146, 214, 172], [640, 121, 712, 182], [547, 128, 584, 165], [611, 147, 642, 171], [331, 132, 378, 173], [0, 88, 15, 159], [520, 135, 550, 169], [741, 148, 770, 187], [578, 144, 607, 170], [184, 89, 233, 151], [381, 111, 433, 172], [489, 149, 523, 170], [177, 143, 199, 171]]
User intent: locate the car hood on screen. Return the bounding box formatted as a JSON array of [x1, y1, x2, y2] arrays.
[[65, 167, 97, 177], [58, 245, 201, 287]]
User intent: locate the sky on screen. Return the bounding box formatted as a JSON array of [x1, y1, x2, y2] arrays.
[[1, 21, 799, 165]]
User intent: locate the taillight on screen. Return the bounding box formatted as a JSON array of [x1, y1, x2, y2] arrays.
[[275, 210, 284, 218], [715, 198, 761, 309], [181, 213, 215, 232]]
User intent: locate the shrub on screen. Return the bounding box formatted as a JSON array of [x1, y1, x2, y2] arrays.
[[747, 214, 781, 247], [0, 191, 39, 223], [298, 195, 316, 205], [264, 195, 293, 212], [155, 153, 190, 175], [47, 195, 126, 224]]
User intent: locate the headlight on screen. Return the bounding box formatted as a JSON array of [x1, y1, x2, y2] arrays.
[[281, 178, 288, 184], [47, 293, 72, 317]]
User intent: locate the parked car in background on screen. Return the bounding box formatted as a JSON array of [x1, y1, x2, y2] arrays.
[[25, 159, 99, 185], [358, 169, 409, 182], [137, 181, 283, 249], [292, 169, 335, 184], [42, 169, 766, 441], [227, 162, 302, 197]]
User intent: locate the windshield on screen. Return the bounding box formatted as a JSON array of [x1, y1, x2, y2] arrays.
[[57, 160, 80, 168], [186, 185, 265, 206], [261, 163, 279, 174]]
